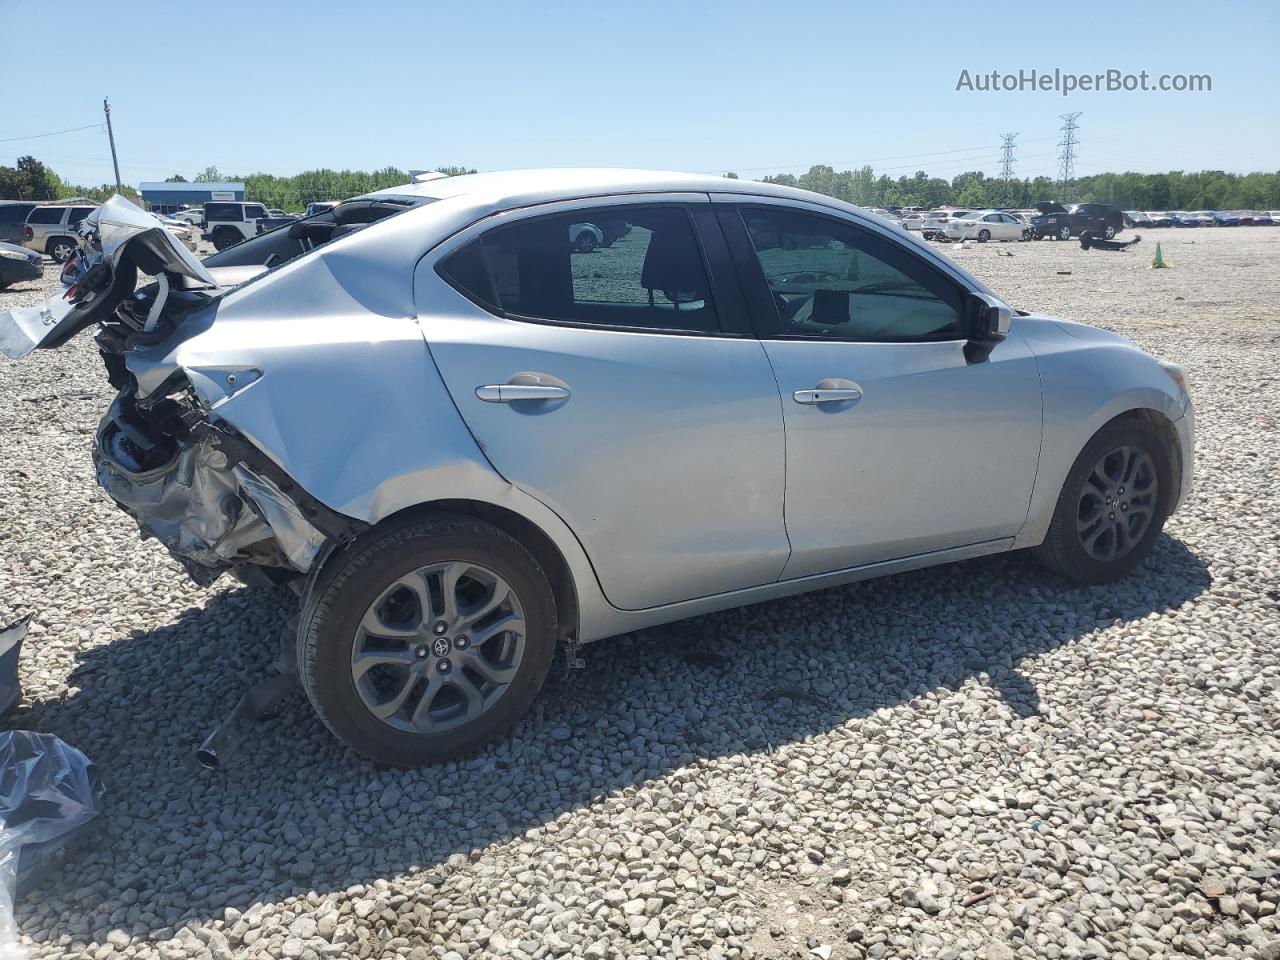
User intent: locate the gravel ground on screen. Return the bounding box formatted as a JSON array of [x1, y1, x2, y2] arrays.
[[1, 227, 1278, 960]]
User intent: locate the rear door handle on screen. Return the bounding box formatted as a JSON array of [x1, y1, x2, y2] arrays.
[[476, 383, 571, 403], [793, 387, 862, 404]]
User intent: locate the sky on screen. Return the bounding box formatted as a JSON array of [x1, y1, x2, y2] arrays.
[[2, 0, 1277, 189]]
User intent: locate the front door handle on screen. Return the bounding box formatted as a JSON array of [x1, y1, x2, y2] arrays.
[[476, 383, 571, 403], [793, 386, 862, 405]]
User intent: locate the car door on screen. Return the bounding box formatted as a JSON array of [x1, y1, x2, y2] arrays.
[[716, 200, 1043, 579], [415, 197, 790, 610]]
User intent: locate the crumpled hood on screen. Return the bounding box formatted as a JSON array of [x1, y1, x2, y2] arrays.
[[0, 195, 219, 360]]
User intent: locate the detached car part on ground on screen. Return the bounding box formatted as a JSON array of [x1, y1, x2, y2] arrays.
[[0, 174, 1193, 767]]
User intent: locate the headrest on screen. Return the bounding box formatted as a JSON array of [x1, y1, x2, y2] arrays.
[[640, 228, 706, 301]]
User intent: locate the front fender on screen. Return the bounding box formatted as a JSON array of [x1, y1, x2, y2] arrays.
[[1014, 317, 1191, 549]]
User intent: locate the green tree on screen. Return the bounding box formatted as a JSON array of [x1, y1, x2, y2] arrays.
[[164, 174, 188, 182]]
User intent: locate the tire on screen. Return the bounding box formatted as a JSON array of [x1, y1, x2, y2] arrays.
[[298, 515, 558, 766], [212, 228, 241, 251], [1058, 225, 1071, 241], [1033, 417, 1174, 585], [573, 231, 597, 253], [47, 237, 76, 263], [1103, 224, 1117, 240], [1022, 228, 1033, 241], [977, 229, 991, 242]]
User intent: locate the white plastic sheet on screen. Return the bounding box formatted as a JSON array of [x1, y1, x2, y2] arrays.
[[0, 732, 104, 959]]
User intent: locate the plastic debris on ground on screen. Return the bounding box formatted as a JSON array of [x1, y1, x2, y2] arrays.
[[0, 732, 104, 959], [0, 619, 29, 718]]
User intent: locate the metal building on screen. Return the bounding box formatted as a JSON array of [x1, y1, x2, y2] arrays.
[[138, 181, 246, 215]]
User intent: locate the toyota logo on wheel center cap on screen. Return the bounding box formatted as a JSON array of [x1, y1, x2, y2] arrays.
[[432, 637, 452, 658]]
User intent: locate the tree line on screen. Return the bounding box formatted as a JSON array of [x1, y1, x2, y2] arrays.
[[3, 153, 1278, 212], [752, 165, 1280, 211]]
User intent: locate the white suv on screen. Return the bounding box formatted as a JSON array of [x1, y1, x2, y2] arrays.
[[202, 201, 270, 250]]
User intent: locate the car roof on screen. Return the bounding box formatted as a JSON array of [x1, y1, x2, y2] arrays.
[[366, 167, 861, 212]]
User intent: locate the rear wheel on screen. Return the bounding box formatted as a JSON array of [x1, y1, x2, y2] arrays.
[[1103, 224, 1117, 240], [1058, 225, 1071, 241], [573, 230, 597, 253], [47, 237, 76, 263], [298, 516, 557, 766], [1034, 418, 1173, 584], [212, 228, 241, 251]]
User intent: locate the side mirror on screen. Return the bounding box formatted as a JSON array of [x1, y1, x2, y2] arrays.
[[963, 291, 1012, 363]]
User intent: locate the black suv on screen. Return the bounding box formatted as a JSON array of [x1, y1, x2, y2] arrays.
[[1030, 202, 1124, 241]]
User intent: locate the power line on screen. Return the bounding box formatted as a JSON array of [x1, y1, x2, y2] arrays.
[[0, 122, 102, 144], [1058, 112, 1082, 200]]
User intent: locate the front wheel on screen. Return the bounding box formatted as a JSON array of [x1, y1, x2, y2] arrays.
[[573, 231, 597, 253], [298, 516, 557, 766], [977, 229, 991, 242], [1058, 225, 1071, 241], [1034, 418, 1173, 584]]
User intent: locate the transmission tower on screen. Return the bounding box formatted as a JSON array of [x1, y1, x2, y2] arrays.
[[999, 133, 1018, 204], [1057, 112, 1082, 200]]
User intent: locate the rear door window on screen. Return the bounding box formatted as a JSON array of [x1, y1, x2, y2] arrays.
[[439, 206, 721, 334], [69, 207, 94, 226]]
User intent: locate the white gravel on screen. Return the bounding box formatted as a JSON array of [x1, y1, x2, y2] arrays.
[[1, 227, 1278, 960]]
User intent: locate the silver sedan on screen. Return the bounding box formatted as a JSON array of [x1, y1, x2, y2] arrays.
[[0, 171, 1194, 766]]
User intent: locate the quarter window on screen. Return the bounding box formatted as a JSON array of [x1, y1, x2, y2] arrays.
[[26, 207, 62, 225], [740, 208, 963, 341], [439, 207, 720, 334]]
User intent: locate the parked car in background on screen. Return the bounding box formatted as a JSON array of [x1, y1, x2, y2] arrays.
[[1030, 202, 1124, 240], [944, 211, 1028, 242], [0, 173, 1194, 766], [1212, 211, 1241, 226], [1189, 211, 1215, 227], [921, 210, 972, 239], [152, 213, 199, 251], [304, 201, 340, 217], [22, 203, 96, 262], [171, 207, 205, 227], [569, 222, 605, 252], [256, 212, 302, 235], [1145, 212, 1173, 227], [0, 240, 42, 289], [202, 201, 271, 250], [1249, 211, 1274, 226], [0, 202, 39, 245], [900, 212, 926, 233], [1124, 211, 1153, 228], [1171, 212, 1201, 227]]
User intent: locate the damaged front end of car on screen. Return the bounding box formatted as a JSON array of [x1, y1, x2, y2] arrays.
[[2, 196, 365, 590]]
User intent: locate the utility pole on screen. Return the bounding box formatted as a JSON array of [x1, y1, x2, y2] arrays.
[[1057, 112, 1081, 201], [103, 97, 123, 195], [999, 132, 1018, 205]]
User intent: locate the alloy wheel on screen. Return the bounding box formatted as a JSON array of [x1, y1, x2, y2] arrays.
[[1076, 445, 1159, 562], [351, 560, 526, 733]]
